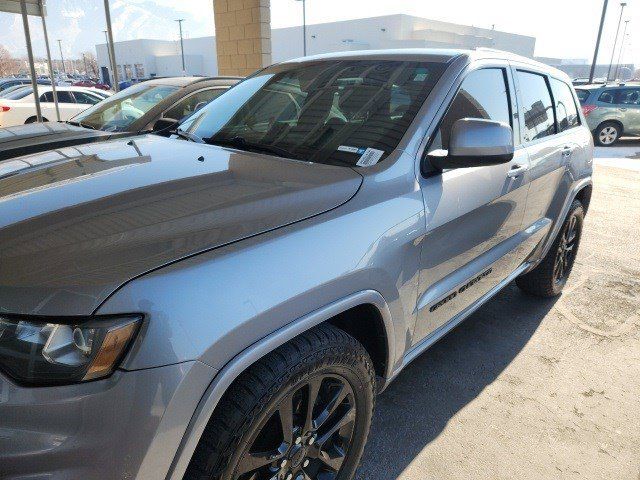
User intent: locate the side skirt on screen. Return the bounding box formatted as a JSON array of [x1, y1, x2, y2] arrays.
[[390, 261, 531, 381]]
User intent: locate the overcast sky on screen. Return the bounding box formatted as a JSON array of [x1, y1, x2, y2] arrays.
[[0, 0, 637, 66]]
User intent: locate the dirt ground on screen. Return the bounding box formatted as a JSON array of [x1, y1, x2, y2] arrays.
[[356, 144, 640, 480]]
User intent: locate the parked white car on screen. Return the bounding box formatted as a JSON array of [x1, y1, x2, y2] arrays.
[[0, 86, 112, 126]]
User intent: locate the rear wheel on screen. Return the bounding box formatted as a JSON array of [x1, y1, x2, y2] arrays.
[[184, 324, 376, 480], [516, 199, 584, 297], [594, 121, 621, 146]]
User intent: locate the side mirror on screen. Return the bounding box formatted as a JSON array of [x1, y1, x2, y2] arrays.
[[152, 117, 179, 135], [428, 118, 514, 170]]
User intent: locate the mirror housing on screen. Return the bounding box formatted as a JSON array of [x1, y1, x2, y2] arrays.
[[429, 118, 514, 170], [152, 117, 179, 135]]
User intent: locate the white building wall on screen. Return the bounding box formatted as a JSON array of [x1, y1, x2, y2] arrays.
[[96, 14, 535, 79]]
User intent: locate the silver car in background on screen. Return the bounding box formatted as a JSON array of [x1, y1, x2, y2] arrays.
[[0, 49, 592, 480]]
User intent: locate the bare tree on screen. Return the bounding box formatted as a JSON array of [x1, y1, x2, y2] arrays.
[[81, 51, 99, 77], [0, 45, 21, 77]]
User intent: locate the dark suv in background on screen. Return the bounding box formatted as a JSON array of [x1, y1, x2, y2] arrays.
[[576, 83, 640, 146]]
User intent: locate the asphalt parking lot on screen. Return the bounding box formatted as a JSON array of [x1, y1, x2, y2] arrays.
[[356, 140, 640, 480]]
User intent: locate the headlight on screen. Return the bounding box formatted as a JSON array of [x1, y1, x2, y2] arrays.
[[0, 315, 141, 386]]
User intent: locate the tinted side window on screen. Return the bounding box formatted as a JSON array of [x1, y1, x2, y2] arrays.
[[163, 88, 226, 121], [517, 71, 556, 142], [431, 68, 511, 150], [40, 92, 53, 102], [615, 89, 640, 105], [550, 78, 580, 132]]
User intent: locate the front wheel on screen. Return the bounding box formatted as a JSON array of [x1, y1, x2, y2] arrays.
[[184, 324, 376, 480], [516, 199, 584, 297]]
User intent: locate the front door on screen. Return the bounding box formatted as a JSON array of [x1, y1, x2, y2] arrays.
[[413, 65, 531, 344]]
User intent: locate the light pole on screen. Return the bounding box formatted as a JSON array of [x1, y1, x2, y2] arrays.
[[103, 0, 119, 91], [607, 1, 627, 81], [613, 20, 630, 80], [82, 53, 88, 76], [295, 0, 307, 56], [589, 0, 609, 83], [176, 19, 186, 75], [57, 39, 65, 74]]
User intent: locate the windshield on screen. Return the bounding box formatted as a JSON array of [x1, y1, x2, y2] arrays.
[[0, 85, 29, 98], [71, 83, 180, 131], [3, 87, 35, 100], [180, 60, 446, 166]]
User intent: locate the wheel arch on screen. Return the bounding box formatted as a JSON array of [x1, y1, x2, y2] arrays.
[[534, 177, 593, 266], [165, 290, 395, 480], [595, 119, 624, 136]]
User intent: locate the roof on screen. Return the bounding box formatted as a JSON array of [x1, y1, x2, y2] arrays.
[[280, 48, 571, 81], [142, 76, 243, 87]]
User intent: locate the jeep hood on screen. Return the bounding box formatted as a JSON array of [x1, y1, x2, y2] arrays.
[[0, 135, 362, 315]]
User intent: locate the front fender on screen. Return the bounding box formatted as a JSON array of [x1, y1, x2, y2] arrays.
[[161, 289, 394, 480]]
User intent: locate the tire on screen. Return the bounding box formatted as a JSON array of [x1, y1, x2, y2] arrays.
[[594, 121, 621, 146], [24, 116, 48, 124], [184, 324, 377, 480], [516, 199, 584, 297]]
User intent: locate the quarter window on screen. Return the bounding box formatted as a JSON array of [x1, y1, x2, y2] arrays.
[[550, 79, 580, 132], [516, 71, 556, 142], [73, 91, 101, 105], [431, 68, 511, 151]]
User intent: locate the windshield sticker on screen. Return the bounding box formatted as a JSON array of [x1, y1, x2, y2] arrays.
[[338, 145, 366, 154], [356, 148, 385, 167]]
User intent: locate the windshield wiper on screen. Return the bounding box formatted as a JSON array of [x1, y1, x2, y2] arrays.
[[207, 136, 294, 159], [67, 120, 98, 131], [173, 128, 205, 144]]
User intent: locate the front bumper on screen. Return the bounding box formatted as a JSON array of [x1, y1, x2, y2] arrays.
[[0, 361, 217, 480]]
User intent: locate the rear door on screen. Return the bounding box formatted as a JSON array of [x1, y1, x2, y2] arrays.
[[40, 91, 80, 121], [413, 62, 531, 343], [515, 69, 572, 233], [614, 87, 640, 135]]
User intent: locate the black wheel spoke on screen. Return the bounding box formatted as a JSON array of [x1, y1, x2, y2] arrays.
[[279, 394, 295, 445], [235, 373, 357, 480], [318, 444, 348, 472], [237, 449, 282, 476], [314, 383, 350, 431], [317, 404, 356, 447], [304, 376, 324, 433]]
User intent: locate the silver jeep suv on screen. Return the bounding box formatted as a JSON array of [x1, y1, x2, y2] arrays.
[[0, 49, 593, 480]]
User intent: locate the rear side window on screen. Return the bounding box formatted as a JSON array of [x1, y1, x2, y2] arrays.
[[550, 79, 580, 132], [516, 71, 555, 142], [575, 89, 590, 103], [431, 68, 511, 151]]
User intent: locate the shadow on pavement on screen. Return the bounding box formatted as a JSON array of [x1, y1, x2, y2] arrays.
[[355, 282, 559, 479]]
